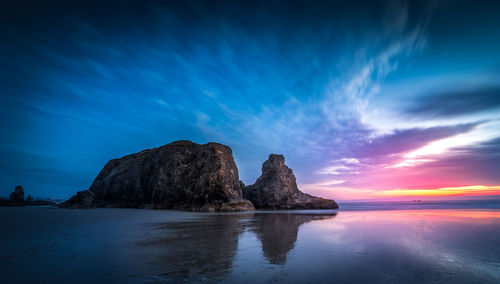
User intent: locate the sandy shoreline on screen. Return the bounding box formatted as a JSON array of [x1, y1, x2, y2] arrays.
[[0, 207, 202, 283], [1, 207, 500, 283]]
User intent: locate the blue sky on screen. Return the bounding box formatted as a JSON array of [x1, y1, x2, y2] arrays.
[[1, 0, 500, 200]]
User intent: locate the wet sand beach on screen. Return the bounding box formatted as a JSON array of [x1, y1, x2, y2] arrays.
[[1, 207, 500, 283]]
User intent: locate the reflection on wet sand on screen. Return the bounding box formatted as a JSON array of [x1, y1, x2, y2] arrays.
[[144, 212, 336, 281], [141, 210, 500, 283], [2, 208, 498, 283], [142, 213, 251, 281], [249, 213, 336, 264]]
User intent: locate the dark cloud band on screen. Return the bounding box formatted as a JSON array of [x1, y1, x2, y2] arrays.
[[406, 86, 500, 117]]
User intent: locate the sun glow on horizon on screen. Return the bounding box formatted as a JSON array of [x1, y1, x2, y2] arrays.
[[301, 183, 500, 201], [374, 185, 500, 198]]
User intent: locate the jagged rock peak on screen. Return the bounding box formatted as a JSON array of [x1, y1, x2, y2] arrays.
[[264, 154, 285, 167], [243, 154, 338, 210]]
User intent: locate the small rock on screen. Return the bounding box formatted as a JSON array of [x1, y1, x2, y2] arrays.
[[219, 200, 255, 212], [58, 190, 93, 209], [8, 185, 24, 206]]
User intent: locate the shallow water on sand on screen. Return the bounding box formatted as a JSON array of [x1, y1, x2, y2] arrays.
[[1, 208, 500, 283]]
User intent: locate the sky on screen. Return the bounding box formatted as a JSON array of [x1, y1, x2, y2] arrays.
[[1, 0, 500, 201]]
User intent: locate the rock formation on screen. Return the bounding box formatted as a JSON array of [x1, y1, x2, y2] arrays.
[[59, 190, 94, 209], [8, 185, 24, 206], [60, 140, 254, 211], [0, 186, 57, 207], [243, 154, 338, 209]]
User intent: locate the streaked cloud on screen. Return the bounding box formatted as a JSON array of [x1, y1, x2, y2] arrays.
[[406, 86, 500, 117], [1, 0, 500, 200]]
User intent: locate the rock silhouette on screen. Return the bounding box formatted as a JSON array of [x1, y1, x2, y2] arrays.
[[60, 141, 338, 211], [0, 186, 57, 207], [243, 154, 338, 209], [60, 140, 254, 211], [59, 190, 94, 209], [8, 185, 24, 206]]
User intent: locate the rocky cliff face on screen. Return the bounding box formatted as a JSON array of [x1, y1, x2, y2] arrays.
[[243, 154, 338, 209], [60, 141, 254, 211]]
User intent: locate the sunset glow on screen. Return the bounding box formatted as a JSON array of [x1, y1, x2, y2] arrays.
[[301, 184, 500, 201], [374, 185, 500, 198]]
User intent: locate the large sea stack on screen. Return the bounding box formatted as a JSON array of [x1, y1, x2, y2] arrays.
[[243, 154, 338, 209], [60, 140, 254, 212]]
